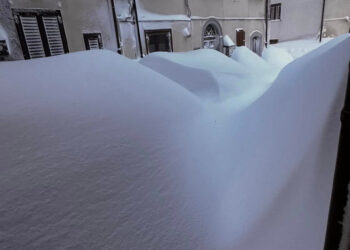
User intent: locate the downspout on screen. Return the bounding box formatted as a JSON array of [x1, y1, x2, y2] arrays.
[[133, 0, 144, 58], [110, 0, 122, 54], [185, 0, 191, 17], [184, 0, 192, 38], [320, 0, 326, 42], [265, 0, 269, 48], [323, 62, 350, 250]]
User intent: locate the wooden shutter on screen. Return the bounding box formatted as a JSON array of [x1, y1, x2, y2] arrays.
[[14, 9, 69, 60], [84, 33, 103, 50], [88, 37, 100, 50], [42, 16, 65, 56], [19, 16, 46, 59]]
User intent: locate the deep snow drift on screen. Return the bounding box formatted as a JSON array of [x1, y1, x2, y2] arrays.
[[0, 34, 350, 250], [140, 48, 280, 112]]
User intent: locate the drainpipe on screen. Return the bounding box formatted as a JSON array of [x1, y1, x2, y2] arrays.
[[323, 62, 350, 250], [133, 0, 144, 58], [185, 0, 191, 17], [265, 0, 269, 48], [320, 0, 326, 42], [110, 0, 122, 54]]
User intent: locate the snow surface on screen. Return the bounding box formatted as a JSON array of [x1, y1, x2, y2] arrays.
[[136, 1, 190, 22], [140, 47, 280, 112], [273, 38, 333, 59], [0, 34, 350, 250], [262, 46, 294, 68]]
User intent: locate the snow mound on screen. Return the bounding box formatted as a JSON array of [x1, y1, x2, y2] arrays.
[[140, 49, 253, 102], [262, 46, 294, 68], [140, 53, 220, 101], [231, 46, 273, 73], [144, 49, 249, 75], [141, 48, 280, 111], [219, 33, 350, 250], [139, 49, 278, 105], [0, 34, 349, 250]]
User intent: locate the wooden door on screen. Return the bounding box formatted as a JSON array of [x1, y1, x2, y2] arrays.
[[236, 29, 245, 47]]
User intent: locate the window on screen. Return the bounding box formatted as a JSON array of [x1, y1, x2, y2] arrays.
[[270, 39, 279, 44], [270, 3, 282, 20], [13, 9, 69, 60], [84, 33, 103, 50], [250, 31, 263, 55], [145, 30, 173, 54], [202, 19, 223, 52], [0, 40, 9, 57], [203, 25, 218, 49]]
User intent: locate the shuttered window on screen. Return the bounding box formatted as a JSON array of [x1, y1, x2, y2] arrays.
[[83, 33, 103, 50], [13, 9, 69, 60], [88, 38, 99, 50], [42, 16, 65, 56], [19, 16, 46, 58]]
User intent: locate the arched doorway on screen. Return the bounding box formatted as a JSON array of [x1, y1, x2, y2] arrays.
[[250, 31, 263, 56], [202, 19, 223, 52]]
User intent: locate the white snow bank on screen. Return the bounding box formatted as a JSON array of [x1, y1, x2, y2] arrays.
[[0, 34, 349, 250], [231, 46, 273, 73], [262, 45, 294, 68], [137, 2, 190, 21], [141, 48, 280, 111], [0, 50, 202, 249], [139, 49, 254, 103], [145, 49, 249, 75], [140, 53, 220, 101], [274, 38, 333, 59], [215, 33, 350, 249]]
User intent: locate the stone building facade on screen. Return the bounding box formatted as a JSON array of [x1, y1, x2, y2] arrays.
[[0, 0, 267, 61], [269, 0, 350, 43]]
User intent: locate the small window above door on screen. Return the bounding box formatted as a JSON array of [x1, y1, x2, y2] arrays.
[[84, 33, 103, 50], [145, 29, 173, 54]]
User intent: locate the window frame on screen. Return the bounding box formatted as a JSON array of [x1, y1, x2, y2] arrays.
[[202, 18, 223, 52], [83, 33, 103, 50], [12, 9, 69, 60], [270, 3, 282, 21], [144, 29, 173, 54]]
